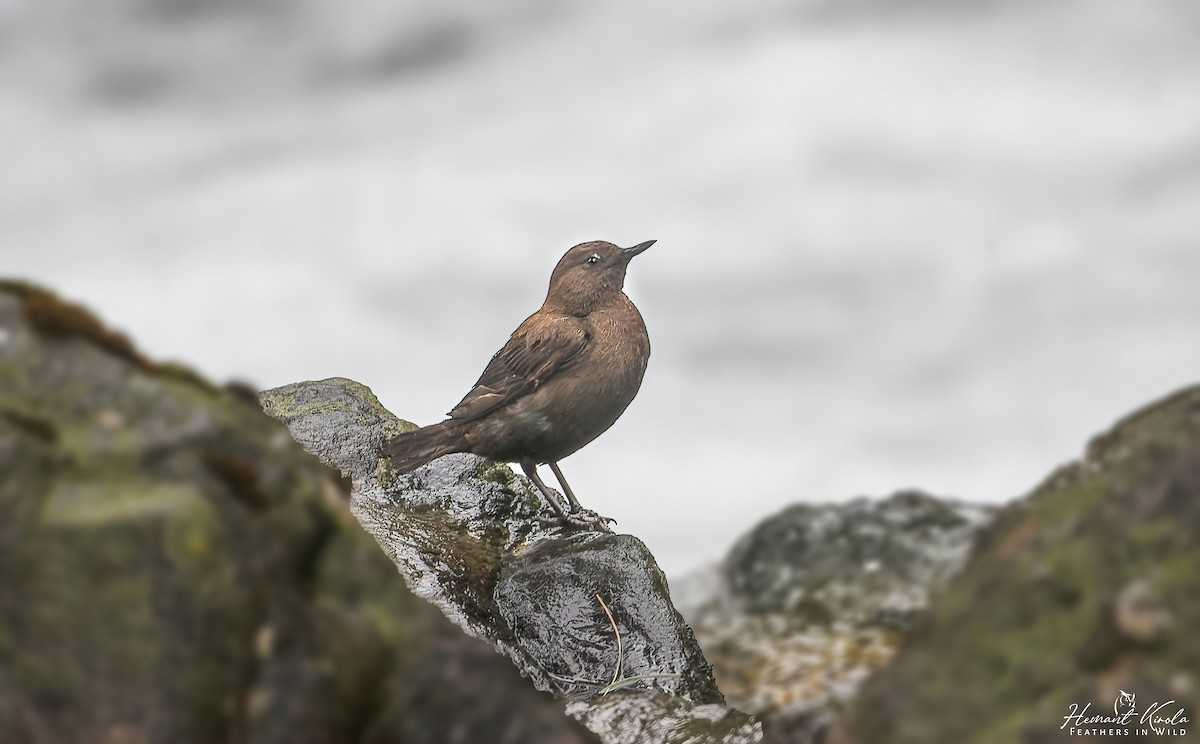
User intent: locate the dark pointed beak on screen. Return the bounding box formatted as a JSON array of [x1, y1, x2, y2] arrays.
[[622, 240, 655, 257]]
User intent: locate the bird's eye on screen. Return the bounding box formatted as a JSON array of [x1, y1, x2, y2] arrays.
[[586, 254, 601, 265]]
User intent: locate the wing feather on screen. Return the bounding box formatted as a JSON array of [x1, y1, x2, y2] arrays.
[[447, 316, 590, 422]]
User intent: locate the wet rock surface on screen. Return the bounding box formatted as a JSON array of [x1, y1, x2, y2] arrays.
[[260, 377, 760, 743], [496, 533, 720, 701], [833, 385, 1200, 743], [681, 491, 995, 742], [0, 281, 598, 744]]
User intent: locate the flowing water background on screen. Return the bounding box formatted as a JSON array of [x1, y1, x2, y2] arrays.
[[4, 0, 1200, 577]]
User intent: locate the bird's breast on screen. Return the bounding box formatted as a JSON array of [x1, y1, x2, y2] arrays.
[[464, 296, 649, 463], [540, 299, 649, 449]]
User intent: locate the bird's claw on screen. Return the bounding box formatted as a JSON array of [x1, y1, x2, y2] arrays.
[[540, 509, 617, 533]]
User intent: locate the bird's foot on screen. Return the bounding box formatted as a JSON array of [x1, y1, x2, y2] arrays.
[[540, 509, 616, 534]]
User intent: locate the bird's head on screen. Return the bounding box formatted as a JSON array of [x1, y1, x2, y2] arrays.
[[544, 240, 654, 316]]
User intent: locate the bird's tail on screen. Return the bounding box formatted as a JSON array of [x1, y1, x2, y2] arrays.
[[383, 421, 461, 474]]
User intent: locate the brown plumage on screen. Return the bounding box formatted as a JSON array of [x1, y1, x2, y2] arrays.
[[383, 240, 654, 530]]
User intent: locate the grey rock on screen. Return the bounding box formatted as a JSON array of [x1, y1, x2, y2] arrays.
[[259, 377, 761, 744], [567, 693, 762, 744], [722, 490, 994, 629], [682, 491, 995, 742], [496, 533, 721, 702]]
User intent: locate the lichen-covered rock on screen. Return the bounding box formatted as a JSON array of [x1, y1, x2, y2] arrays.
[[259, 377, 761, 744], [567, 692, 762, 744], [682, 491, 994, 741], [0, 281, 596, 744], [834, 386, 1200, 743], [722, 491, 994, 629]]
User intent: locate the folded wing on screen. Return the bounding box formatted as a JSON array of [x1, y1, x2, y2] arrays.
[[447, 317, 591, 422]]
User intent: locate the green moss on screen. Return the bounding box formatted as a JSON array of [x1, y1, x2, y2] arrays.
[[846, 385, 1200, 743], [224, 380, 266, 409], [163, 490, 225, 577], [1, 281, 219, 397], [0, 408, 58, 444], [42, 480, 200, 526], [392, 506, 505, 625], [5, 515, 162, 708], [475, 459, 515, 486], [3, 280, 142, 364], [142, 359, 223, 396], [202, 451, 272, 511], [314, 504, 430, 650], [5, 282, 590, 744]]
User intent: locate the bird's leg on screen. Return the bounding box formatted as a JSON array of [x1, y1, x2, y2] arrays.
[[519, 460, 568, 520], [547, 461, 583, 512], [548, 461, 616, 532]]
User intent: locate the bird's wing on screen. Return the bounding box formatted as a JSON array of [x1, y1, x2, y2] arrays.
[[447, 316, 591, 422]]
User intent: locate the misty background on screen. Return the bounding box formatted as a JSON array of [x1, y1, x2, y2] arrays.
[[4, 0, 1199, 577]]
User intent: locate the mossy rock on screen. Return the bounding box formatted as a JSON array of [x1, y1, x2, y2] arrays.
[[0, 283, 594, 744], [836, 386, 1200, 743]]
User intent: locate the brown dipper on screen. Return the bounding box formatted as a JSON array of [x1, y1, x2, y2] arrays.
[[383, 239, 654, 531]]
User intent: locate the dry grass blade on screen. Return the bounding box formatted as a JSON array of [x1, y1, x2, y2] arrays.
[[595, 592, 622, 692]]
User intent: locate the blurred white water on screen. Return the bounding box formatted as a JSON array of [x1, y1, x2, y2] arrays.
[[4, 0, 1200, 576]]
